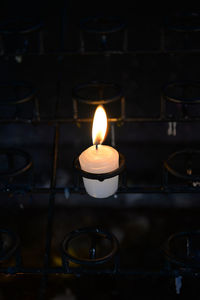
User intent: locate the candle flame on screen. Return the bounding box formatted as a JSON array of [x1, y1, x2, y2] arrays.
[[92, 105, 107, 145]]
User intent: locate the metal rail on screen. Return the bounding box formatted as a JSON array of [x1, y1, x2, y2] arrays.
[[0, 266, 199, 278], [1, 116, 200, 124]]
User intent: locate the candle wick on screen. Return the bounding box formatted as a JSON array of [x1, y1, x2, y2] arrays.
[[96, 144, 98, 150]]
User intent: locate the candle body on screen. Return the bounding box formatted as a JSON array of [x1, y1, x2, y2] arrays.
[[79, 145, 119, 198]]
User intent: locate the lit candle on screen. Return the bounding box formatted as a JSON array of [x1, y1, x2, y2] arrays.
[[79, 105, 119, 198]]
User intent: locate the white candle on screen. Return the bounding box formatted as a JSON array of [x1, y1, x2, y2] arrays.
[[79, 105, 119, 198]]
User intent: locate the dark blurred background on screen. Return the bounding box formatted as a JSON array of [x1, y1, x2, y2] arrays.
[[0, 1, 200, 299]]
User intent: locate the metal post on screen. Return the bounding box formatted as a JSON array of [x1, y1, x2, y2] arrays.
[[39, 124, 60, 300]]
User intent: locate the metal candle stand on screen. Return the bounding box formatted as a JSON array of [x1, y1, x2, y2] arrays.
[[61, 227, 119, 272], [0, 148, 32, 178], [163, 231, 200, 294], [161, 81, 200, 120], [1, 10, 200, 299], [165, 12, 200, 33], [0, 81, 40, 121], [0, 17, 44, 56], [163, 149, 200, 189], [164, 231, 200, 270], [163, 11, 200, 52], [0, 148, 33, 194], [72, 81, 125, 125], [80, 16, 127, 52]]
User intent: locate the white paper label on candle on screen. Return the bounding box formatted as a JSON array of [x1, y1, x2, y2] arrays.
[[79, 145, 119, 198]]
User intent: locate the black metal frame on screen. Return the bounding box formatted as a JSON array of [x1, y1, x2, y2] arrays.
[[1, 10, 200, 300], [3, 80, 200, 125], [2, 11, 200, 56], [1, 225, 200, 279], [0, 86, 200, 298]]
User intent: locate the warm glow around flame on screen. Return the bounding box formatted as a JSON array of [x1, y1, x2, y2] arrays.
[[92, 105, 107, 145]]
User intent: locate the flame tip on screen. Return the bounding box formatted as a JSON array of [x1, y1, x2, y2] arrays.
[[92, 105, 107, 145]]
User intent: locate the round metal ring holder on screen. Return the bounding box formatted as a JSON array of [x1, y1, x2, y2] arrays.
[[0, 81, 39, 120], [163, 231, 200, 271], [80, 16, 127, 51], [163, 149, 200, 187], [165, 12, 200, 33], [74, 152, 125, 195], [0, 17, 44, 55], [61, 227, 119, 270], [161, 81, 200, 119], [74, 152, 125, 181], [0, 148, 33, 192], [164, 12, 200, 51], [72, 81, 125, 124], [0, 229, 21, 264], [0, 148, 33, 179]]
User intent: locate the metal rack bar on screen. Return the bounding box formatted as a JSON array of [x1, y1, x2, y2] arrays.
[[1, 11, 200, 298], [2, 185, 200, 197], [39, 53, 63, 299], [39, 124, 59, 300], [2, 116, 200, 124], [3, 48, 200, 56], [0, 266, 199, 278]]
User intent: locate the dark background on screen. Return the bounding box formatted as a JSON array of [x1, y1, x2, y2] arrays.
[[0, 2, 200, 299]]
